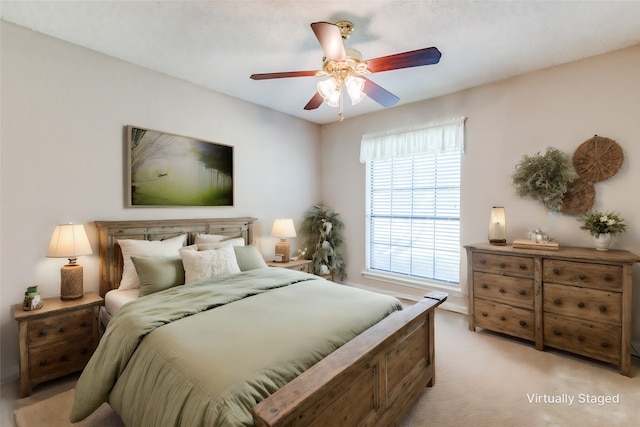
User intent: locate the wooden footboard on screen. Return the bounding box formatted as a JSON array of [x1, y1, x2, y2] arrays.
[[252, 292, 446, 427]]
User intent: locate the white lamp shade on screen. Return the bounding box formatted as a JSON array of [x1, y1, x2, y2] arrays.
[[346, 76, 366, 105], [317, 78, 341, 107], [271, 218, 297, 238], [47, 224, 93, 258]]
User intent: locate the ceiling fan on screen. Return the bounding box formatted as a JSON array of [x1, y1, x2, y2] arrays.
[[250, 21, 441, 120]]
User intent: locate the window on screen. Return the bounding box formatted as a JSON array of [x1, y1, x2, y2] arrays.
[[360, 118, 465, 285]]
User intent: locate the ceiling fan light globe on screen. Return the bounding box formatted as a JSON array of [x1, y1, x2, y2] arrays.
[[346, 76, 366, 105], [317, 78, 341, 107]]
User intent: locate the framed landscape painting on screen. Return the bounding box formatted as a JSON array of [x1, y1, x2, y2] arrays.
[[126, 126, 233, 207]]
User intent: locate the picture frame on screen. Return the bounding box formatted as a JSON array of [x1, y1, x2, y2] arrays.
[[126, 125, 233, 207]]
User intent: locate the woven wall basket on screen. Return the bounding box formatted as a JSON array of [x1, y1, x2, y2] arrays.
[[561, 177, 595, 215], [572, 135, 624, 183]]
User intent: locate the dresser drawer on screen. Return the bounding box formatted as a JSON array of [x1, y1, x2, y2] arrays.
[[27, 308, 95, 347], [544, 313, 620, 364], [28, 338, 94, 384], [543, 283, 621, 325], [474, 299, 534, 341], [473, 253, 534, 278], [543, 259, 622, 291], [473, 272, 534, 308]]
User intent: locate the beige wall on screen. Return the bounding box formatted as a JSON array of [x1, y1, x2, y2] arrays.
[[320, 44, 640, 332], [0, 22, 320, 381]]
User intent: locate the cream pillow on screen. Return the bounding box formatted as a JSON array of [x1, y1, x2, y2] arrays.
[[118, 234, 187, 290], [179, 244, 241, 284], [196, 238, 245, 251], [194, 234, 227, 244]]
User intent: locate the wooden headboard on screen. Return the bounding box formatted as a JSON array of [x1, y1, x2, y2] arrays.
[[95, 217, 256, 297]]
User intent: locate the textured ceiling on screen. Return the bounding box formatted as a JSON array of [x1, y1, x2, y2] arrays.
[[3, 1, 640, 124]]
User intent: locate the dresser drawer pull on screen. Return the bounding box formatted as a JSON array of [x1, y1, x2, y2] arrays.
[[599, 305, 607, 312], [554, 298, 562, 305], [499, 288, 506, 293], [80, 321, 87, 327], [578, 274, 586, 280], [519, 320, 527, 327], [39, 329, 47, 336], [499, 263, 506, 268], [482, 283, 488, 289], [61, 355, 69, 362], [519, 290, 526, 296], [604, 274, 613, 281], [577, 302, 585, 308], [554, 329, 562, 336], [577, 335, 585, 342], [59, 327, 65, 333], [81, 348, 88, 355], [519, 264, 527, 270], [500, 316, 506, 321], [39, 360, 47, 366], [601, 342, 609, 348], [553, 268, 560, 275], [481, 312, 488, 317], [480, 259, 487, 265]]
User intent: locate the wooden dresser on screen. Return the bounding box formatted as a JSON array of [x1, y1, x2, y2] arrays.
[[465, 242, 639, 376], [13, 292, 103, 396]]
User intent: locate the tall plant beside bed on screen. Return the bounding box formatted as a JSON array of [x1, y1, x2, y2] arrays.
[[299, 205, 346, 281]]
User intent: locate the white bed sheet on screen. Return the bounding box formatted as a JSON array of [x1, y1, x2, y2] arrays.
[[105, 288, 139, 317]]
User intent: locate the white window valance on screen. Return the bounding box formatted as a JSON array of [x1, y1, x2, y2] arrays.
[[359, 116, 466, 163]]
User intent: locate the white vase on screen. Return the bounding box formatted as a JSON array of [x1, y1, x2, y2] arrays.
[[593, 233, 612, 251]]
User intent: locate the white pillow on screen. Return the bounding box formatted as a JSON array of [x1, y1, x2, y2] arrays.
[[118, 234, 187, 290], [196, 238, 245, 251], [179, 244, 241, 284], [194, 234, 227, 244]]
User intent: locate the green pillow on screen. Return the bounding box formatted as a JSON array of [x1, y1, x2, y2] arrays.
[[131, 255, 185, 296], [233, 245, 268, 271]]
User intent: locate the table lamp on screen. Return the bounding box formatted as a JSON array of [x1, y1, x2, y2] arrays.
[[46, 223, 93, 300], [271, 218, 296, 262]]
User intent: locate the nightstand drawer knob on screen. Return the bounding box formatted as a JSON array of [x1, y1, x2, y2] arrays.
[[578, 274, 586, 280], [604, 274, 613, 281], [519, 290, 526, 295], [599, 305, 607, 312], [553, 268, 560, 275], [479, 259, 486, 265], [61, 355, 69, 362], [481, 283, 488, 289], [499, 288, 506, 293], [39, 329, 47, 336], [578, 335, 585, 342], [554, 329, 562, 336], [554, 298, 562, 305], [500, 316, 506, 321], [601, 342, 609, 348], [577, 302, 585, 308], [59, 327, 65, 333], [519, 264, 527, 270], [481, 312, 488, 317], [499, 263, 506, 268], [39, 360, 47, 366], [519, 320, 527, 327], [80, 321, 87, 327], [81, 348, 88, 355]]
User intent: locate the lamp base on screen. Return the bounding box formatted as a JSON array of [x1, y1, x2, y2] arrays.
[[275, 239, 291, 263], [61, 264, 84, 300], [489, 239, 507, 246]]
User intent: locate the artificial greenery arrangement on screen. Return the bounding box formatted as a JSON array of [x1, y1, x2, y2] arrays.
[[511, 147, 577, 213], [578, 210, 627, 237], [299, 205, 346, 281]]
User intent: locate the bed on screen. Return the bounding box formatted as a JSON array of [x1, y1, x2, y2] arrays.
[[71, 217, 446, 426]]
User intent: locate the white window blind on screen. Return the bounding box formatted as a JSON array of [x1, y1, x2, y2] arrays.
[[362, 118, 464, 285]]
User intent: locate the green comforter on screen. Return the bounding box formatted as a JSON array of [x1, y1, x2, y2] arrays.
[[70, 268, 401, 426]]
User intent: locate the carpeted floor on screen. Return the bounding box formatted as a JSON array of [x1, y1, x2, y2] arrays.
[[13, 310, 640, 427]]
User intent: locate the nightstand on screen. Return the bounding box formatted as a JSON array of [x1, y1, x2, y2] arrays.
[[267, 259, 334, 281], [267, 259, 312, 273], [13, 292, 103, 397]]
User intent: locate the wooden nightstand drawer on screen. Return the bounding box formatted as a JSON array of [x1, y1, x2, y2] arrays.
[[473, 272, 533, 308], [27, 308, 95, 347], [543, 259, 622, 291], [544, 313, 620, 364], [543, 283, 621, 325], [474, 299, 534, 341], [28, 338, 94, 384], [473, 253, 534, 278], [267, 259, 312, 274]]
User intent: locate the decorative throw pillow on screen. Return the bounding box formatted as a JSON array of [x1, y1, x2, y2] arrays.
[[194, 234, 227, 244], [233, 245, 268, 271], [131, 255, 185, 297], [179, 244, 241, 284], [118, 234, 187, 290]]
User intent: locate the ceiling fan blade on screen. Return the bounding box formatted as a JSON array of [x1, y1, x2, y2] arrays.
[[366, 47, 441, 73], [250, 71, 319, 80], [363, 78, 399, 108], [304, 92, 324, 110], [311, 22, 347, 61]]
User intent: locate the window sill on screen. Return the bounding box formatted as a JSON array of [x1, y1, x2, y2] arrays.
[[361, 270, 463, 298]]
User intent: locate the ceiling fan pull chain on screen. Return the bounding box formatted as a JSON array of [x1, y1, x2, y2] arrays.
[[339, 88, 344, 121]]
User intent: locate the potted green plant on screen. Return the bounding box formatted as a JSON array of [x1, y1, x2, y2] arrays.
[[511, 147, 577, 213], [578, 210, 627, 251], [299, 205, 346, 280]]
